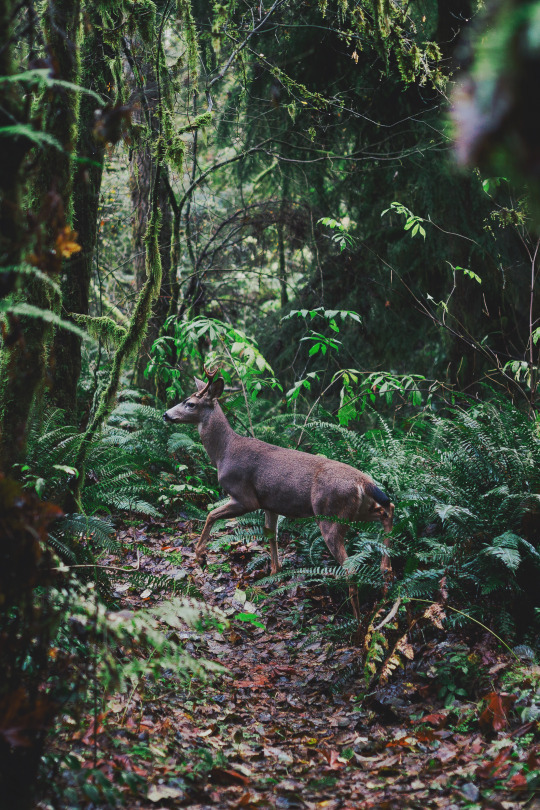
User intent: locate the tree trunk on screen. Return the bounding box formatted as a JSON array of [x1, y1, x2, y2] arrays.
[[70, 198, 163, 508], [0, 0, 80, 472], [135, 171, 173, 395], [50, 10, 110, 414], [127, 48, 173, 393]]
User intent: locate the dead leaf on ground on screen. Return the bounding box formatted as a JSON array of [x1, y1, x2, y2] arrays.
[[147, 784, 185, 802], [209, 767, 250, 786], [479, 692, 517, 733]]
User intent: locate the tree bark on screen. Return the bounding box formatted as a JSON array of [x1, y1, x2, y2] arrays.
[[127, 47, 173, 392], [50, 10, 110, 413], [0, 0, 80, 471]]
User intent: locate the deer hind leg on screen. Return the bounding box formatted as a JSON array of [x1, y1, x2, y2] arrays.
[[264, 510, 280, 574], [317, 518, 361, 623], [195, 499, 249, 561]]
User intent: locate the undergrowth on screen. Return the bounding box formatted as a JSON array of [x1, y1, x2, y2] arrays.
[[258, 397, 540, 645]]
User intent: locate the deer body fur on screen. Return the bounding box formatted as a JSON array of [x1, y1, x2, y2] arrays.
[[164, 373, 394, 620]]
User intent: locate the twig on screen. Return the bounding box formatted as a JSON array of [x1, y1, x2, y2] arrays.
[[121, 649, 156, 727], [52, 549, 141, 573], [219, 337, 255, 437], [206, 0, 285, 93], [374, 597, 402, 632]]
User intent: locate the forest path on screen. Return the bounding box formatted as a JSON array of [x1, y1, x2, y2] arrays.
[[101, 519, 535, 810]]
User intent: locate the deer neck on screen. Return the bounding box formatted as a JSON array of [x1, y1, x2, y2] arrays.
[[198, 403, 235, 466]]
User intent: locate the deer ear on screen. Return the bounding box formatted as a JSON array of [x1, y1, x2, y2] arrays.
[[208, 377, 224, 399], [194, 377, 206, 392]]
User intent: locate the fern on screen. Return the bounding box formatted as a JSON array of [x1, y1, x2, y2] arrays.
[[267, 397, 540, 633], [51, 514, 120, 553]]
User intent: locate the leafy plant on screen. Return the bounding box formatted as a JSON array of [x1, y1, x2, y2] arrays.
[[150, 315, 281, 402], [381, 201, 426, 239], [259, 395, 540, 648], [317, 216, 356, 252], [429, 644, 480, 707]]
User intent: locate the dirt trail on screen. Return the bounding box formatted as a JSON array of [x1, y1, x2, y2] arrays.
[[100, 523, 537, 810]]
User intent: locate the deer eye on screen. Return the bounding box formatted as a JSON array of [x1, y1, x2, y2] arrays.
[[185, 401, 195, 408]]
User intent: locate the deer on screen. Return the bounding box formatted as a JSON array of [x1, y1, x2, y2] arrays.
[[163, 368, 394, 620]]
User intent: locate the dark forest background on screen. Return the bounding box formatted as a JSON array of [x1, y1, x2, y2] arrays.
[[3, 1, 540, 807]]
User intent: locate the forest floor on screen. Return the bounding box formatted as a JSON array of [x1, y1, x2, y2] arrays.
[[54, 519, 540, 809]]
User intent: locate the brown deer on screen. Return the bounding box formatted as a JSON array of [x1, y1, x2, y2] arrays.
[[163, 369, 394, 620]]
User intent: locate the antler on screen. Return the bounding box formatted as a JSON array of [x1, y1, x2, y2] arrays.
[[195, 365, 220, 398]]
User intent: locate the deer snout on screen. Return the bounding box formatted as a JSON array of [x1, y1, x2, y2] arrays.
[[163, 411, 172, 423]]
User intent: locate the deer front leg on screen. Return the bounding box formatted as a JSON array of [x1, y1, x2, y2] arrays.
[[317, 519, 361, 623], [195, 499, 249, 562], [264, 510, 280, 574]]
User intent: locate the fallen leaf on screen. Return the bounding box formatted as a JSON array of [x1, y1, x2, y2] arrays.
[[263, 745, 294, 764], [371, 754, 400, 771], [419, 712, 447, 728], [476, 747, 513, 779], [322, 749, 345, 770], [209, 767, 250, 786], [507, 770, 528, 789], [479, 692, 517, 733], [435, 745, 457, 764], [147, 784, 185, 802]]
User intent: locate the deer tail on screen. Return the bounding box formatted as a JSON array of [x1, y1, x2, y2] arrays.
[[364, 481, 391, 509]]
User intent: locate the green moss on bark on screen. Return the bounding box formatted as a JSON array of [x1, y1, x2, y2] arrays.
[[70, 205, 163, 506], [50, 8, 111, 413], [0, 0, 82, 471]]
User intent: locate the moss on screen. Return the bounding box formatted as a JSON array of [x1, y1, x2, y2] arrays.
[[0, 0, 82, 471], [72, 314, 127, 347], [126, 0, 157, 42], [178, 110, 213, 133], [176, 0, 200, 83], [37, 0, 83, 224], [50, 3, 113, 413], [70, 201, 163, 506], [211, 1, 229, 56], [167, 134, 187, 171]]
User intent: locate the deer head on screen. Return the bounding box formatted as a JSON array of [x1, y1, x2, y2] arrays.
[[163, 368, 225, 425]]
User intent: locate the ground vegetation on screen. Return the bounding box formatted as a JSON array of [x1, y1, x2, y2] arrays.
[[2, 1, 540, 807]]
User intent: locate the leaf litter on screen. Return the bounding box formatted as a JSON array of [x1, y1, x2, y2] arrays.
[[49, 518, 540, 809]]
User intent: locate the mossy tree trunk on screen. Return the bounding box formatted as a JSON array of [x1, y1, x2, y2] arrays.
[[135, 172, 173, 395], [70, 196, 163, 508], [0, 0, 38, 471], [0, 0, 81, 472], [128, 52, 173, 393], [50, 9, 111, 414]]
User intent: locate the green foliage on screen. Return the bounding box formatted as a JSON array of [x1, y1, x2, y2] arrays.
[[20, 400, 216, 520], [0, 300, 93, 341], [0, 67, 104, 103], [0, 263, 62, 295], [381, 201, 426, 239], [260, 396, 540, 636], [150, 315, 281, 401], [317, 216, 356, 252], [429, 644, 480, 707], [0, 124, 63, 151]]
